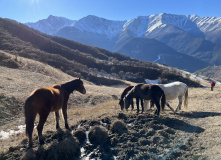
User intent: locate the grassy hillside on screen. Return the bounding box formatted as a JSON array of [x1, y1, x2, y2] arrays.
[[195, 65, 221, 82], [0, 18, 201, 86], [0, 51, 127, 128]]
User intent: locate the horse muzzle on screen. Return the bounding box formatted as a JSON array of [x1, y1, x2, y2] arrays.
[[82, 89, 86, 94]]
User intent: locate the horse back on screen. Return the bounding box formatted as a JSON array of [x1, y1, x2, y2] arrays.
[[135, 84, 152, 100], [29, 86, 67, 112], [158, 82, 187, 100]]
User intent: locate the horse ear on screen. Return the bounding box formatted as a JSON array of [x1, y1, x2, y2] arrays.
[[76, 77, 81, 80]]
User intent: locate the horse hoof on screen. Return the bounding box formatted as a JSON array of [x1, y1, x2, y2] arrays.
[[65, 126, 71, 131]]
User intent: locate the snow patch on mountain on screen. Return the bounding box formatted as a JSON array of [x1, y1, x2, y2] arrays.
[[25, 13, 221, 46], [72, 15, 126, 39], [25, 15, 76, 35]]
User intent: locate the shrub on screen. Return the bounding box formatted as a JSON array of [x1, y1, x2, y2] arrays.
[[73, 128, 86, 145], [88, 126, 109, 145], [45, 137, 80, 160], [110, 120, 128, 134]]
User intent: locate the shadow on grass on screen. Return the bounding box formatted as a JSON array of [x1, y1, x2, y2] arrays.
[[177, 111, 221, 119], [155, 116, 205, 134]]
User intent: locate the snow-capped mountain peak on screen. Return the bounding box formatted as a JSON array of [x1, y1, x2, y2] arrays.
[[72, 15, 126, 39], [25, 15, 76, 35], [122, 13, 205, 38], [25, 13, 221, 46]]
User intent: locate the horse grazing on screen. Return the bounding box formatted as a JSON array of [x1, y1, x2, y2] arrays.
[[119, 85, 143, 111], [24, 78, 86, 148], [124, 84, 166, 115], [158, 81, 188, 112]]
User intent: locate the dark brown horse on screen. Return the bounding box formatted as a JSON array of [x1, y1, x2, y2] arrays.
[[124, 84, 165, 115], [24, 78, 86, 148], [119, 85, 143, 111]]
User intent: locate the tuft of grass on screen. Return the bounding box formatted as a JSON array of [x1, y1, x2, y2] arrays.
[[88, 126, 108, 145], [110, 119, 128, 134]]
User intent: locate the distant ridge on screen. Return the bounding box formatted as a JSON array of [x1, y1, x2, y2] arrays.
[[25, 13, 221, 71], [0, 17, 201, 86]]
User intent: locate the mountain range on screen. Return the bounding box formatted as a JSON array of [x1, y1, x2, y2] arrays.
[[1, 17, 202, 86], [25, 14, 221, 72]]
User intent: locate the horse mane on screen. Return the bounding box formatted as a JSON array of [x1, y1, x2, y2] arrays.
[[120, 85, 134, 99], [125, 86, 135, 101], [52, 84, 62, 89], [60, 78, 82, 94]]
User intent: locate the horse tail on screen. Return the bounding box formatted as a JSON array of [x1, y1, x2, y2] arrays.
[[184, 87, 188, 109], [161, 91, 166, 111], [24, 95, 36, 140]]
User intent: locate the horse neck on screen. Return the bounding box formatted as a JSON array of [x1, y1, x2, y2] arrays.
[[121, 86, 133, 99], [61, 80, 79, 94], [126, 89, 134, 101]]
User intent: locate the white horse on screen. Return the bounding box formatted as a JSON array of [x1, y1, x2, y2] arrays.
[[145, 81, 188, 112], [158, 81, 188, 112]]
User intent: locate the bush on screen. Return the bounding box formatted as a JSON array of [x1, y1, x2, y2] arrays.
[[88, 126, 109, 145], [73, 128, 86, 145], [45, 137, 80, 160], [110, 120, 128, 134]]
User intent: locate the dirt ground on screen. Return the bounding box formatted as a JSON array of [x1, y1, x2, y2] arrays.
[[1, 60, 221, 159], [171, 83, 221, 160], [0, 82, 221, 159], [78, 82, 221, 159]]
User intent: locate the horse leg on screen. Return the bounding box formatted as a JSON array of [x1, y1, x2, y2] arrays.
[[166, 102, 175, 113], [37, 112, 49, 145], [136, 97, 139, 114], [62, 105, 70, 130], [175, 96, 183, 112], [26, 112, 37, 148], [152, 98, 160, 116], [131, 99, 134, 111], [55, 111, 60, 129], [141, 99, 144, 113], [150, 100, 154, 108]]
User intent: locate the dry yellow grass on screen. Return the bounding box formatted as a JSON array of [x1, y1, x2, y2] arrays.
[[0, 53, 126, 152], [1, 51, 221, 159]]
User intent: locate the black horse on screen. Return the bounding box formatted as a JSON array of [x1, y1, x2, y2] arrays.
[[119, 85, 143, 111], [124, 84, 165, 115]]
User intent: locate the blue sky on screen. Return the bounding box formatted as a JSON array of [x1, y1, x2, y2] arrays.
[[0, 0, 221, 23]]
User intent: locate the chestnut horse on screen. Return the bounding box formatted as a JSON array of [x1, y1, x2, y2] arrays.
[[24, 78, 86, 148], [124, 84, 165, 115], [119, 85, 144, 111]]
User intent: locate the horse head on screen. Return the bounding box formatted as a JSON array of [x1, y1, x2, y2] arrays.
[[75, 78, 86, 94], [124, 96, 131, 111], [119, 98, 124, 110], [124, 87, 135, 111], [61, 78, 86, 94]]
